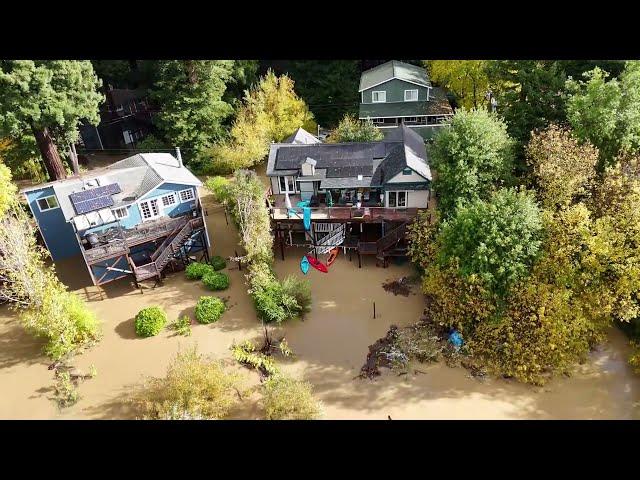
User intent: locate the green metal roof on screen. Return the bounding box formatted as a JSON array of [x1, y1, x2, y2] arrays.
[[359, 60, 430, 92], [359, 91, 453, 118]]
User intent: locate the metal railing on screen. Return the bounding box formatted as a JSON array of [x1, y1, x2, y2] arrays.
[[270, 206, 423, 221]]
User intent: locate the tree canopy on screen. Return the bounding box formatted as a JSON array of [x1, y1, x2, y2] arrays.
[[430, 108, 515, 216], [327, 115, 382, 143], [426, 60, 489, 109], [0, 60, 103, 180]]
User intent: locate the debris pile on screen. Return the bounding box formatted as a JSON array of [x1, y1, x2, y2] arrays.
[[382, 277, 412, 296]]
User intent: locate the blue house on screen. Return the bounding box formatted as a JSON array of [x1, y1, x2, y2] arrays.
[[21, 151, 211, 286]]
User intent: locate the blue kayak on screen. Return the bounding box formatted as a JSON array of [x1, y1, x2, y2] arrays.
[[303, 206, 311, 231], [300, 255, 310, 275]]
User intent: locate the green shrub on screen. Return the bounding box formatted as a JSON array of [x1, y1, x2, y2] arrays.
[[195, 297, 226, 324], [135, 306, 167, 337], [204, 177, 230, 204], [54, 371, 79, 409], [282, 276, 312, 316], [263, 374, 321, 420], [185, 262, 215, 280], [210, 255, 227, 271], [202, 271, 230, 291], [231, 340, 279, 376]]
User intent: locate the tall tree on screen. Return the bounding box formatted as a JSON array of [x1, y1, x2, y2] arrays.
[[0, 60, 103, 180], [150, 60, 235, 160], [426, 60, 490, 109], [430, 108, 515, 216], [526, 124, 598, 209], [566, 61, 640, 169]]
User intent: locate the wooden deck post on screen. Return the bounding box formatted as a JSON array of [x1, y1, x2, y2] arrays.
[[280, 232, 285, 261], [358, 250, 361, 268]]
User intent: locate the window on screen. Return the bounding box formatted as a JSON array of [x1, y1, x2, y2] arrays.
[[278, 176, 296, 193], [388, 191, 407, 208], [161, 193, 177, 207], [112, 207, 129, 219], [371, 91, 386, 103], [404, 89, 418, 101], [402, 168, 413, 175], [179, 188, 195, 202], [37, 195, 59, 212], [139, 198, 161, 220]]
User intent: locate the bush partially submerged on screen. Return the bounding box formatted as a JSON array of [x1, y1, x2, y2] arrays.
[[170, 315, 192, 337], [195, 296, 226, 324], [131, 347, 245, 420], [263, 374, 321, 420], [202, 270, 230, 291], [135, 306, 167, 337], [248, 263, 309, 323], [185, 262, 214, 280], [210, 255, 227, 271]]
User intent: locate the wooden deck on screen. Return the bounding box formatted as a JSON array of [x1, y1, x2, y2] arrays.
[[271, 206, 424, 223]]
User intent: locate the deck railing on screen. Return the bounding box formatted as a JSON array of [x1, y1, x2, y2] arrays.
[[270, 206, 423, 221]]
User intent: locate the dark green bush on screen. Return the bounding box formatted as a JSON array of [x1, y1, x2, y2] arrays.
[[135, 306, 167, 337], [195, 297, 226, 324], [202, 271, 230, 291], [185, 262, 214, 280], [210, 255, 227, 271]]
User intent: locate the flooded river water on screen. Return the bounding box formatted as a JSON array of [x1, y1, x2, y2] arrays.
[[1, 184, 639, 419]]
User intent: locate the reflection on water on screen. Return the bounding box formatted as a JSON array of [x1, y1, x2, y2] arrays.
[[0, 174, 639, 419]]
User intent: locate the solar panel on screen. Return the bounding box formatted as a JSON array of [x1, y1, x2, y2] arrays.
[[73, 195, 114, 215], [70, 183, 121, 215]]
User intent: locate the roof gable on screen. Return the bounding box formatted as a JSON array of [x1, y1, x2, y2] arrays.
[[359, 60, 431, 92]]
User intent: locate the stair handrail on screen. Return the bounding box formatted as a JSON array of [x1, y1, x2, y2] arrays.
[[376, 221, 409, 253], [150, 216, 190, 262]]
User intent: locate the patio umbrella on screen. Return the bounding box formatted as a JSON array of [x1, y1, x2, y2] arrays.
[[325, 191, 333, 207], [285, 191, 293, 219]]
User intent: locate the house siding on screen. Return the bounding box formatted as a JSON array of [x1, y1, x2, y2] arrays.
[[385, 189, 429, 208], [25, 187, 81, 261], [387, 169, 427, 183], [362, 79, 429, 104], [138, 182, 198, 219]]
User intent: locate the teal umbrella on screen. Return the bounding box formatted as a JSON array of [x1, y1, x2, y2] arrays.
[[326, 191, 333, 207]]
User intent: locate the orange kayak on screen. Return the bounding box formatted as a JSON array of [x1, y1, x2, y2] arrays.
[[327, 247, 340, 267]]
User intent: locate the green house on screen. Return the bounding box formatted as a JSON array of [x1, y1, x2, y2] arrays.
[[358, 60, 453, 140]]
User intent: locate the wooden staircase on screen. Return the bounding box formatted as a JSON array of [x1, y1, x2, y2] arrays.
[[374, 221, 409, 266], [133, 218, 202, 281]]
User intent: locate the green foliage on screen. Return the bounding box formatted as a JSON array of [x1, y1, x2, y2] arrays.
[[263, 374, 321, 420], [0, 161, 16, 217], [426, 60, 490, 109], [209, 255, 227, 271], [566, 61, 640, 169], [132, 346, 245, 420], [248, 263, 300, 324], [231, 340, 279, 376], [281, 275, 312, 317], [202, 270, 230, 291], [195, 296, 226, 324], [327, 115, 382, 143], [0, 136, 47, 182], [134, 306, 167, 337], [135, 134, 169, 152], [150, 60, 235, 160], [407, 210, 439, 272], [438, 188, 543, 298], [54, 371, 79, 409], [430, 108, 515, 216], [264, 60, 360, 127], [185, 261, 214, 280], [630, 343, 640, 373], [204, 176, 230, 204], [170, 315, 192, 337], [202, 70, 316, 174], [526, 125, 598, 209]]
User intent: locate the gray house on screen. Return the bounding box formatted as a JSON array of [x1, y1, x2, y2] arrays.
[[358, 60, 453, 139], [266, 125, 432, 209]]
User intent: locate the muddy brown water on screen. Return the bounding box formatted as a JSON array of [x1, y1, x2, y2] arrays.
[[1, 183, 639, 419]]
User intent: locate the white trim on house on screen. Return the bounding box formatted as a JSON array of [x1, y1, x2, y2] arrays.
[[361, 113, 454, 119], [178, 188, 195, 203], [386, 190, 409, 208], [371, 91, 387, 103], [278, 175, 298, 194], [359, 78, 430, 92], [36, 195, 60, 212], [404, 89, 419, 101], [160, 192, 178, 208]]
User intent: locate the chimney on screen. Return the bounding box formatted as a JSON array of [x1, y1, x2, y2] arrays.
[[175, 147, 183, 167]]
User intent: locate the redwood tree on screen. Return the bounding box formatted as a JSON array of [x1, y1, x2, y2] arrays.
[[0, 60, 103, 180]]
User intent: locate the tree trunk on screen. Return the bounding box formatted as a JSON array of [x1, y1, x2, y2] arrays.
[[183, 60, 198, 85], [32, 125, 67, 181]]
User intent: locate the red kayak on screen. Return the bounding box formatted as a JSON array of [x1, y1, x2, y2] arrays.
[[305, 254, 328, 273]]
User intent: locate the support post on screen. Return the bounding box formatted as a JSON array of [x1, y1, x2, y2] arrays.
[[358, 250, 361, 268], [280, 232, 285, 261], [373, 301, 376, 319]]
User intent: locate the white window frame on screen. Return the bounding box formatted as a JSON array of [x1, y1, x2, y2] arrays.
[[387, 191, 408, 208], [161, 192, 177, 208], [138, 198, 162, 221], [178, 188, 195, 203], [112, 206, 129, 220], [279, 176, 297, 194], [404, 89, 419, 102], [371, 91, 387, 103], [37, 195, 60, 212]]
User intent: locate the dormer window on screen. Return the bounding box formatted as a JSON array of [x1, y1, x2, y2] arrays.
[[372, 91, 386, 103], [404, 89, 418, 101]]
